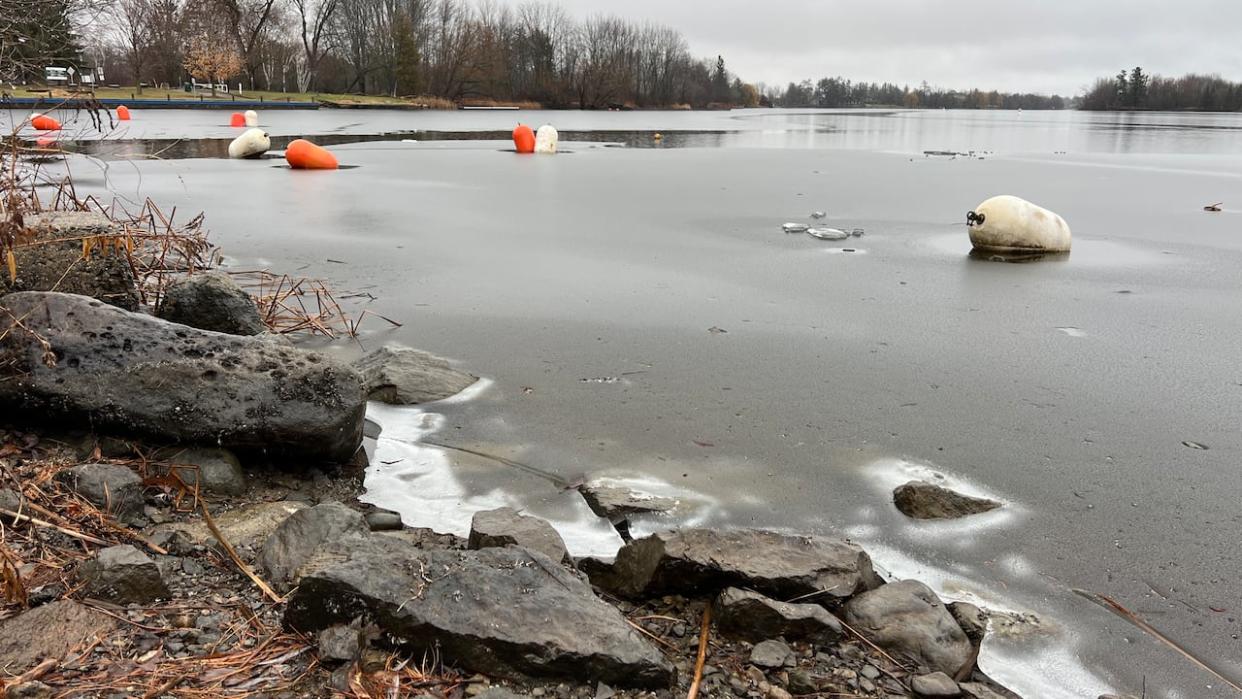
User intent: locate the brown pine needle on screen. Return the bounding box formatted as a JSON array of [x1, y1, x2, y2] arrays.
[[686, 603, 712, 699], [198, 499, 282, 604]]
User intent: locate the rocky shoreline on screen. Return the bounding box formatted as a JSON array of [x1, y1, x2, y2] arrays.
[[0, 216, 1127, 698]]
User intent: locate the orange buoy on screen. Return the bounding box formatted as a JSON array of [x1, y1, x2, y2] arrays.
[[513, 124, 535, 153], [230, 112, 246, 127], [30, 114, 61, 131], [117, 105, 131, 121], [285, 139, 339, 170]]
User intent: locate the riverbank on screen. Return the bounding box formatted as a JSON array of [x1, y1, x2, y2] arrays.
[[0, 186, 1024, 698]]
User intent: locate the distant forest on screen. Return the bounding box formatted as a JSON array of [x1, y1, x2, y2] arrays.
[[1080, 67, 1242, 111], [770, 78, 1068, 110]]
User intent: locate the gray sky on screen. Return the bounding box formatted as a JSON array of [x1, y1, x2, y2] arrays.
[[495, 0, 1242, 95]]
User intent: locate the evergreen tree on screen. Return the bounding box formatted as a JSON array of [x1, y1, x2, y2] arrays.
[[7, 0, 82, 82], [1115, 69, 1129, 107], [1128, 66, 1148, 107], [711, 55, 730, 103], [393, 12, 421, 97]]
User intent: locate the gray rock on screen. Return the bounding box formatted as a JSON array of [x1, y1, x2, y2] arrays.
[[365, 510, 404, 531], [715, 587, 843, 644], [353, 345, 477, 405], [284, 535, 674, 688], [468, 507, 571, 564], [843, 580, 972, 676], [579, 481, 677, 520], [0, 600, 116, 673], [5, 680, 53, 698], [158, 447, 247, 496], [78, 544, 169, 604], [750, 640, 794, 669], [2, 212, 138, 310], [261, 502, 369, 586], [892, 481, 1001, 520], [912, 672, 961, 697], [58, 463, 145, 525], [596, 528, 881, 601], [0, 488, 21, 519], [317, 623, 363, 664], [1097, 696, 1140, 699], [947, 602, 988, 644], [0, 292, 366, 463], [474, 690, 528, 699], [787, 669, 817, 695], [961, 683, 1012, 699], [156, 271, 266, 336], [767, 687, 792, 699]]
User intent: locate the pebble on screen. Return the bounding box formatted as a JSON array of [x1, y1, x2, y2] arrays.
[[750, 640, 794, 669], [861, 664, 881, 680]]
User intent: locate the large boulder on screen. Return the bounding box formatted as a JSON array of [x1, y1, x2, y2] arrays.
[[0, 292, 366, 463], [156, 272, 266, 336], [285, 535, 674, 688], [2, 212, 139, 310], [842, 580, 973, 676], [352, 345, 477, 405], [596, 529, 881, 601], [0, 600, 116, 673], [893, 482, 1001, 520], [78, 544, 169, 604], [468, 507, 571, 565], [260, 502, 369, 587], [715, 587, 843, 644], [58, 463, 145, 525]]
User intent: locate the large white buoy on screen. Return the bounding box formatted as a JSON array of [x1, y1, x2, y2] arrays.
[[967, 195, 1071, 252], [244, 109, 259, 127], [228, 128, 271, 159], [534, 124, 558, 154]]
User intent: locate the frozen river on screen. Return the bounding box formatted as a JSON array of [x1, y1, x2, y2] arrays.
[[16, 107, 1242, 698]]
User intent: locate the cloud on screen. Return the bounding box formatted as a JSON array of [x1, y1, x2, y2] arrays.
[[488, 0, 1242, 95]]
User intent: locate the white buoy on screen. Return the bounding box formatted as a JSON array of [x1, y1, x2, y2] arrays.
[[244, 109, 259, 127], [534, 124, 558, 154], [227, 128, 271, 159], [967, 195, 1071, 252]]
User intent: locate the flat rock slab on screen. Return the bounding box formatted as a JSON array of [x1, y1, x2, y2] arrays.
[[468, 507, 571, 564], [353, 345, 477, 405], [597, 528, 881, 601], [0, 600, 117, 673], [715, 587, 843, 644], [285, 535, 674, 688], [579, 481, 677, 520], [843, 580, 972, 676], [153, 500, 307, 552], [0, 292, 366, 463], [3, 212, 138, 310], [893, 481, 1001, 520]]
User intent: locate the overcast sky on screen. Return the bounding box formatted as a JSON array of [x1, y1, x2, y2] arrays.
[[493, 0, 1242, 95]]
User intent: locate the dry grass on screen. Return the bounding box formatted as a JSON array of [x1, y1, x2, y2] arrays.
[[1, 115, 398, 338], [457, 97, 542, 110]]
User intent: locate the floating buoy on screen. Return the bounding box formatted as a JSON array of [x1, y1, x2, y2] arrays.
[[534, 124, 558, 154], [285, 139, 338, 170], [967, 195, 1071, 252], [230, 112, 246, 127], [513, 124, 535, 153], [228, 128, 271, 159], [116, 105, 131, 121], [244, 110, 259, 127], [30, 114, 61, 131]]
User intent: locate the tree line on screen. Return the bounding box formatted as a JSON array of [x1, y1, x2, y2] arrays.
[[2, 0, 761, 109], [771, 77, 1067, 110], [1080, 67, 1242, 111]]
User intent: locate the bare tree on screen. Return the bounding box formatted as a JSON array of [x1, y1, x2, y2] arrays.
[[110, 0, 154, 92], [289, 0, 339, 92]]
